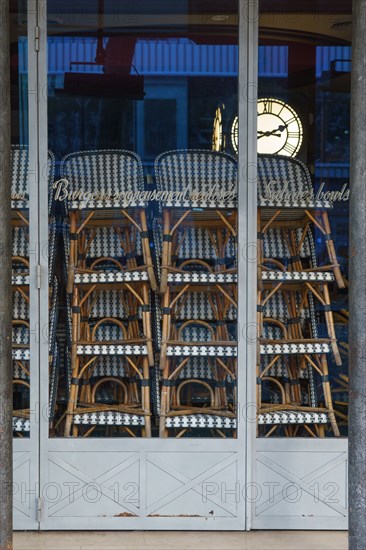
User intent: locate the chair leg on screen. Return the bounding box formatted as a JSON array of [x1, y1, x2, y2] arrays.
[[321, 212, 345, 289], [141, 283, 154, 366], [319, 354, 340, 437], [160, 209, 171, 294], [159, 288, 171, 370], [321, 283, 342, 366], [139, 209, 157, 291]]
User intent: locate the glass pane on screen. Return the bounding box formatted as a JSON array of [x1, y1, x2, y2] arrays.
[[48, 1, 239, 438], [12, 1, 30, 437], [257, 0, 351, 437]]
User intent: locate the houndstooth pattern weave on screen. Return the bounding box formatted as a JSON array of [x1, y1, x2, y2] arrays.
[[11, 146, 29, 209], [155, 149, 237, 207], [170, 291, 237, 321], [258, 411, 328, 425], [13, 290, 29, 320], [73, 412, 145, 426], [165, 414, 236, 429], [257, 154, 332, 209], [60, 149, 145, 210]]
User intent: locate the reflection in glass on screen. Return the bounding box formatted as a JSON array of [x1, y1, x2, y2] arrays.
[[47, 1, 239, 438], [256, 2, 351, 437], [11, 5, 30, 437]]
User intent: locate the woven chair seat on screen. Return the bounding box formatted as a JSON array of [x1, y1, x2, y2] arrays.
[[260, 342, 330, 355], [75, 271, 149, 284], [258, 411, 329, 425], [166, 344, 237, 357], [165, 414, 236, 429], [12, 274, 30, 286], [262, 271, 334, 282], [73, 411, 145, 426], [12, 349, 30, 361], [13, 417, 30, 432], [77, 343, 148, 356]]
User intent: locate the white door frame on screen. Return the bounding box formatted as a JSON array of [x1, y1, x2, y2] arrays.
[[14, 0, 348, 532], [13, 0, 41, 530], [34, 0, 257, 531]]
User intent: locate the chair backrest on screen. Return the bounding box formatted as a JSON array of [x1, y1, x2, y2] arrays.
[[154, 223, 236, 264], [262, 289, 309, 325], [60, 149, 145, 210], [170, 291, 237, 321], [12, 323, 30, 345], [11, 147, 55, 211], [262, 227, 314, 264], [12, 227, 29, 259], [11, 146, 29, 209], [81, 226, 143, 260], [257, 154, 317, 206], [86, 289, 142, 321], [178, 321, 215, 342], [92, 321, 127, 342], [12, 290, 29, 321], [155, 149, 237, 200]]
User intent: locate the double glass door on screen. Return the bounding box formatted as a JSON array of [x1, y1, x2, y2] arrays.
[[13, 0, 350, 531]]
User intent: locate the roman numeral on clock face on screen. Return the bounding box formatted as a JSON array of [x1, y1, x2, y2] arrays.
[[284, 116, 296, 125], [263, 100, 272, 114], [283, 142, 296, 154]]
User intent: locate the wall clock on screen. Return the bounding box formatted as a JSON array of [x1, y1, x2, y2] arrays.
[[230, 98, 303, 157], [231, 116, 238, 153], [257, 97, 303, 157], [212, 105, 224, 152]]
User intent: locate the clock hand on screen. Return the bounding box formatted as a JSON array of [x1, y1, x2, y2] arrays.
[[257, 124, 287, 139], [257, 132, 282, 139]]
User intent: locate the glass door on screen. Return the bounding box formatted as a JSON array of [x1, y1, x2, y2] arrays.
[[39, 0, 252, 530], [12, 0, 40, 529]]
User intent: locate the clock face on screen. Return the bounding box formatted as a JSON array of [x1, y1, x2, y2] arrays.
[[257, 98, 303, 157], [231, 116, 238, 153], [212, 106, 223, 152]]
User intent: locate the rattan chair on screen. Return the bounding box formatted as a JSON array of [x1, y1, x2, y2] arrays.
[[257, 288, 339, 437], [64, 289, 151, 437], [155, 287, 237, 437], [257, 154, 345, 289], [154, 149, 237, 293], [60, 149, 156, 292]]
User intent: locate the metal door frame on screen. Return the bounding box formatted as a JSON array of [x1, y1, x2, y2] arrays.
[[13, 0, 42, 530], [33, 0, 258, 531]]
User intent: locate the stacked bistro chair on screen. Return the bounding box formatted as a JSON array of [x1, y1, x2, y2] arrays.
[[60, 149, 155, 437], [257, 154, 344, 288], [154, 149, 238, 437], [257, 154, 343, 437], [11, 147, 60, 435], [11, 146, 31, 435]]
